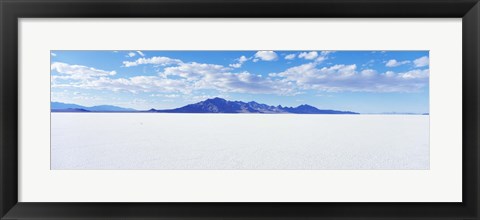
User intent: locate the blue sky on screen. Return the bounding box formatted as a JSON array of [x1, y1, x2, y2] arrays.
[[50, 50, 429, 113]]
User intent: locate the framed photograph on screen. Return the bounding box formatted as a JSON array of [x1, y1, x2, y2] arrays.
[[1, 0, 479, 219]]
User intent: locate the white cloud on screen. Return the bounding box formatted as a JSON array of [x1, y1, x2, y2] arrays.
[[123, 56, 182, 67], [254, 51, 278, 61], [53, 53, 429, 97], [398, 69, 429, 79], [316, 56, 327, 63], [273, 62, 428, 92], [51, 52, 57, 57], [314, 51, 333, 63], [284, 54, 296, 60], [198, 72, 290, 94], [163, 62, 231, 80], [385, 59, 410, 67], [162, 62, 292, 94], [361, 69, 377, 77], [229, 55, 250, 68], [413, 56, 429, 67], [321, 51, 334, 56], [298, 51, 318, 60], [51, 56, 289, 95], [54, 61, 293, 95], [126, 52, 136, 57], [51, 62, 116, 80], [54, 75, 190, 94], [229, 63, 242, 68], [136, 51, 145, 57], [238, 55, 249, 63], [384, 71, 396, 77], [276, 63, 354, 81]]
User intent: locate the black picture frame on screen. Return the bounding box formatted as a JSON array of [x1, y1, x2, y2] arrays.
[[1, 0, 479, 219]]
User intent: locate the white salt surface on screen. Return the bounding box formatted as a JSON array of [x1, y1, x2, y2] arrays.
[[51, 113, 429, 170]]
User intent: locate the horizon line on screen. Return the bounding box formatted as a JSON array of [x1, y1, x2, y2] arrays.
[[50, 99, 429, 115]]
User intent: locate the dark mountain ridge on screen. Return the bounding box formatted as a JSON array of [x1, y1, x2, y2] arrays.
[[150, 97, 359, 114]]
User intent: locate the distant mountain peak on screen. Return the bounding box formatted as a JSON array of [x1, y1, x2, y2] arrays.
[[206, 97, 226, 101], [297, 104, 317, 109], [154, 98, 359, 114]]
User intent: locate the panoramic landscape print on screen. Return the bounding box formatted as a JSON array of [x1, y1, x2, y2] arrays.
[[51, 50, 429, 170]]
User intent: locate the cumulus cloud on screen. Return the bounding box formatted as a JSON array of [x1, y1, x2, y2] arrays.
[[126, 52, 136, 57], [123, 56, 182, 67], [162, 62, 292, 94], [315, 56, 327, 63], [229, 55, 250, 68], [298, 51, 318, 60], [385, 59, 410, 67], [229, 63, 242, 68], [238, 56, 249, 63], [273, 63, 357, 83], [196, 71, 292, 94], [272, 62, 428, 92], [53, 75, 191, 94], [414, 56, 429, 67], [163, 62, 231, 80], [384, 71, 396, 78], [51, 52, 57, 57], [284, 54, 296, 60], [398, 69, 429, 79], [136, 51, 145, 57], [52, 53, 429, 97], [315, 51, 333, 63], [51, 62, 116, 80], [361, 69, 377, 77], [52, 58, 293, 95], [254, 51, 278, 61]]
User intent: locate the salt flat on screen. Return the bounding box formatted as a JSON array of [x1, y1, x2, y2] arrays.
[[51, 113, 429, 170]]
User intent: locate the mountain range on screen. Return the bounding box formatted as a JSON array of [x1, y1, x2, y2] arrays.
[[51, 98, 359, 114], [51, 102, 136, 112], [149, 97, 359, 114]]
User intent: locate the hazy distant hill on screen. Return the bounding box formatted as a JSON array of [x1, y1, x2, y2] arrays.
[[51, 102, 136, 112], [149, 97, 359, 114]]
